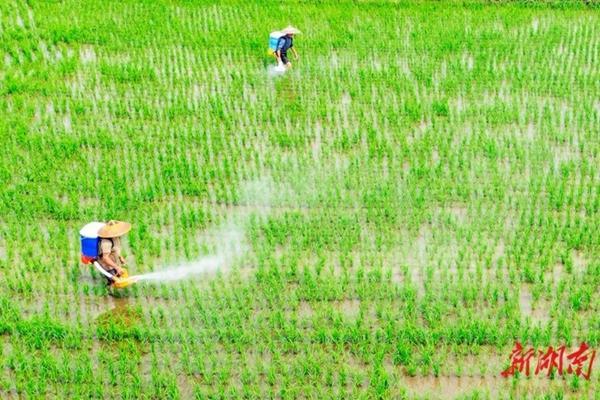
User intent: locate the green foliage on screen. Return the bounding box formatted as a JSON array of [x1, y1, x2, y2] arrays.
[[0, 0, 597, 398]]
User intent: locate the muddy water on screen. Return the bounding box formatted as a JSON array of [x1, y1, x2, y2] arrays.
[[402, 375, 592, 399], [519, 285, 551, 325]]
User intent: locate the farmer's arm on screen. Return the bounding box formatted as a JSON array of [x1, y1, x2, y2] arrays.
[[101, 253, 124, 275], [112, 240, 127, 268], [291, 47, 299, 59], [99, 240, 124, 275]]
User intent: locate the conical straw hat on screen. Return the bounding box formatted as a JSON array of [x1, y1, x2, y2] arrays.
[[98, 220, 131, 238], [282, 26, 301, 35]]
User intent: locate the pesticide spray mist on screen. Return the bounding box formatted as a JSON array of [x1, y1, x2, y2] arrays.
[[267, 62, 287, 78], [134, 256, 223, 282], [132, 178, 274, 284], [134, 221, 245, 283]]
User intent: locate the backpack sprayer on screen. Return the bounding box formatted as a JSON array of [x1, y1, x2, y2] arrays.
[[268, 30, 282, 57], [79, 222, 139, 288]]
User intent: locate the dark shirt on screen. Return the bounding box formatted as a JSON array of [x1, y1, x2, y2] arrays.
[[276, 35, 293, 53]]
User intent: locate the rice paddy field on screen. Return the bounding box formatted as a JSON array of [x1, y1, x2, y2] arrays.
[[1, 0, 599, 398]]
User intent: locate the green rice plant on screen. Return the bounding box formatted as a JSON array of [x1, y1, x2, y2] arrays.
[[0, 0, 598, 397], [568, 374, 581, 392]]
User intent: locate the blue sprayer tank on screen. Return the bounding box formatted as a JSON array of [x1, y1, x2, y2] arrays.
[[268, 31, 283, 53], [79, 222, 105, 263]]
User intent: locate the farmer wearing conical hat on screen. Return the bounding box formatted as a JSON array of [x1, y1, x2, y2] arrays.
[[276, 25, 301, 68], [97, 220, 131, 281]]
